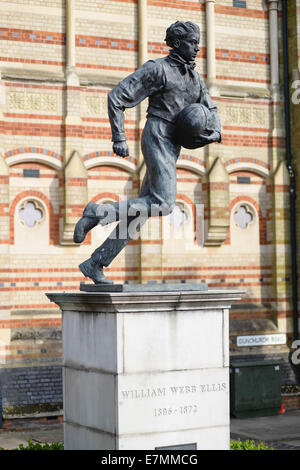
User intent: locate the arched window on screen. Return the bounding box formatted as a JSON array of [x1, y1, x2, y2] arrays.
[[19, 200, 44, 228], [233, 203, 255, 230], [163, 199, 201, 253], [166, 203, 188, 230], [230, 201, 259, 252], [14, 197, 49, 252]]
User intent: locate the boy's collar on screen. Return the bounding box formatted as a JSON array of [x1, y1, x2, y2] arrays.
[[168, 50, 196, 71]]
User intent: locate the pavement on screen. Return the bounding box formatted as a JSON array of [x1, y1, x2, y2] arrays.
[[0, 410, 299, 450], [230, 409, 300, 450], [0, 422, 64, 450]]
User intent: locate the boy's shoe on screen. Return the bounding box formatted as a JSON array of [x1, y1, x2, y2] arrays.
[[73, 202, 99, 243], [79, 258, 113, 285]]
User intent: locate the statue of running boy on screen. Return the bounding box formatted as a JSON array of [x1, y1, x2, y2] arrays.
[[74, 21, 221, 284]]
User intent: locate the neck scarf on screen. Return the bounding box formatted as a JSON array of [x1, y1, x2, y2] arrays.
[[168, 50, 196, 76]]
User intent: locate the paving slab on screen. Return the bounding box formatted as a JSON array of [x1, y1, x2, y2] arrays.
[[0, 425, 63, 450], [0, 411, 299, 450], [230, 410, 300, 450]]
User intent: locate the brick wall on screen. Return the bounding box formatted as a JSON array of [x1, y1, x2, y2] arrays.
[[0, 0, 299, 416], [0, 365, 62, 418]]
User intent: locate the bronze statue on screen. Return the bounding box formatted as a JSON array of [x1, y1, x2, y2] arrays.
[[74, 21, 221, 284]]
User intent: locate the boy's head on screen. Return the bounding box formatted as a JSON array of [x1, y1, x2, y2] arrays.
[[165, 21, 200, 62]]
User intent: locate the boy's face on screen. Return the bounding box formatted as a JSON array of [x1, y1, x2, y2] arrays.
[[175, 32, 200, 62]]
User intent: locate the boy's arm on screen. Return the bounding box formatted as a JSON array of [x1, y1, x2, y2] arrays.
[[198, 74, 218, 112], [108, 60, 164, 157], [198, 75, 221, 143]]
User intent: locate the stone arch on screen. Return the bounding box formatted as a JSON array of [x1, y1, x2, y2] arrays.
[[84, 155, 136, 174], [91, 192, 120, 203], [4, 148, 63, 170], [176, 193, 199, 244], [225, 158, 270, 178], [176, 158, 206, 177]]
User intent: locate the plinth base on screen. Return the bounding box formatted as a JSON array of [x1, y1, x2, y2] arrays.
[[47, 288, 243, 450], [80, 281, 208, 292]]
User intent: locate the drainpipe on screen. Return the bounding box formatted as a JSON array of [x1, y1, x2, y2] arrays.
[[282, 0, 299, 341], [205, 0, 219, 96]]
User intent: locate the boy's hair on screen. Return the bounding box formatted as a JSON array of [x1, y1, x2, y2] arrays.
[[165, 21, 200, 48]]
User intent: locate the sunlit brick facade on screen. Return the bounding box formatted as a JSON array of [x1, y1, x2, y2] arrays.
[[0, 0, 299, 421]]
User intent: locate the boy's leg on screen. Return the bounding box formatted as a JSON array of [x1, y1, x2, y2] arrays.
[[77, 174, 151, 283], [76, 117, 180, 283], [91, 213, 147, 267], [79, 215, 143, 284], [74, 195, 153, 244]]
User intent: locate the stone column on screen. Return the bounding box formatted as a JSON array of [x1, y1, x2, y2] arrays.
[[137, 0, 147, 170], [138, 0, 147, 69], [267, 0, 282, 174], [205, 0, 222, 204], [272, 160, 293, 336], [205, 0, 219, 96], [0, 153, 9, 246], [0, 73, 4, 151], [65, 0, 79, 87], [205, 157, 230, 246], [47, 287, 243, 450], [61, 0, 87, 245], [137, 0, 147, 173], [0, 153, 10, 364], [267, 0, 280, 100]]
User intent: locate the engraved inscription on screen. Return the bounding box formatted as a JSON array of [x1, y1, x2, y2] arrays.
[[121, 387, 166, 400], [120, 382, 227, 421], [153, 404, 198, 417], [118, 371, 229, 434], [120, 382, 227, 400]]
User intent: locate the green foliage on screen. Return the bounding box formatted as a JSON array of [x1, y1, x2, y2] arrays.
[[0, 439, 64, 450], [230, 438, 273, 450], [1, 438, 273, 451]]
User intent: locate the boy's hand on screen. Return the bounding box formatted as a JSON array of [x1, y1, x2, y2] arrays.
[[201, 131, 221, 145], [113, 141, 130, 158]]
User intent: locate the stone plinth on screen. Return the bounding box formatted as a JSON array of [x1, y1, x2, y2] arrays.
[[46, 288, 243, 450]]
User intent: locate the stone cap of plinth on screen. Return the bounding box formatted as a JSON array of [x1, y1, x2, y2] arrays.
[[79, 281, 209, 293], [46, 286, 245, 313]]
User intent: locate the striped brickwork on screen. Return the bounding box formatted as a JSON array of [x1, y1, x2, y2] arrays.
[[0, 0, 298, 416], [289, 0, 300, 358]]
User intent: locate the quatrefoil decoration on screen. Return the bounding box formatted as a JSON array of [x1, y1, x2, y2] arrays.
[[19, 201, 43, 228], [233, 205, 253, 230], [168, 204, 187, 229]]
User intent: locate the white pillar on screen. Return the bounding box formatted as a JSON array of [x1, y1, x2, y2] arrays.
[[0, 72, 5, 156], [137, 0, 151, 283], [65, 0, 79, 86], [138, 0, 147, 67], [62, 0, 83, 244], [267, 0, 280, 100], [137, 0, 147, 167], [205, 0, 219, 96]]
